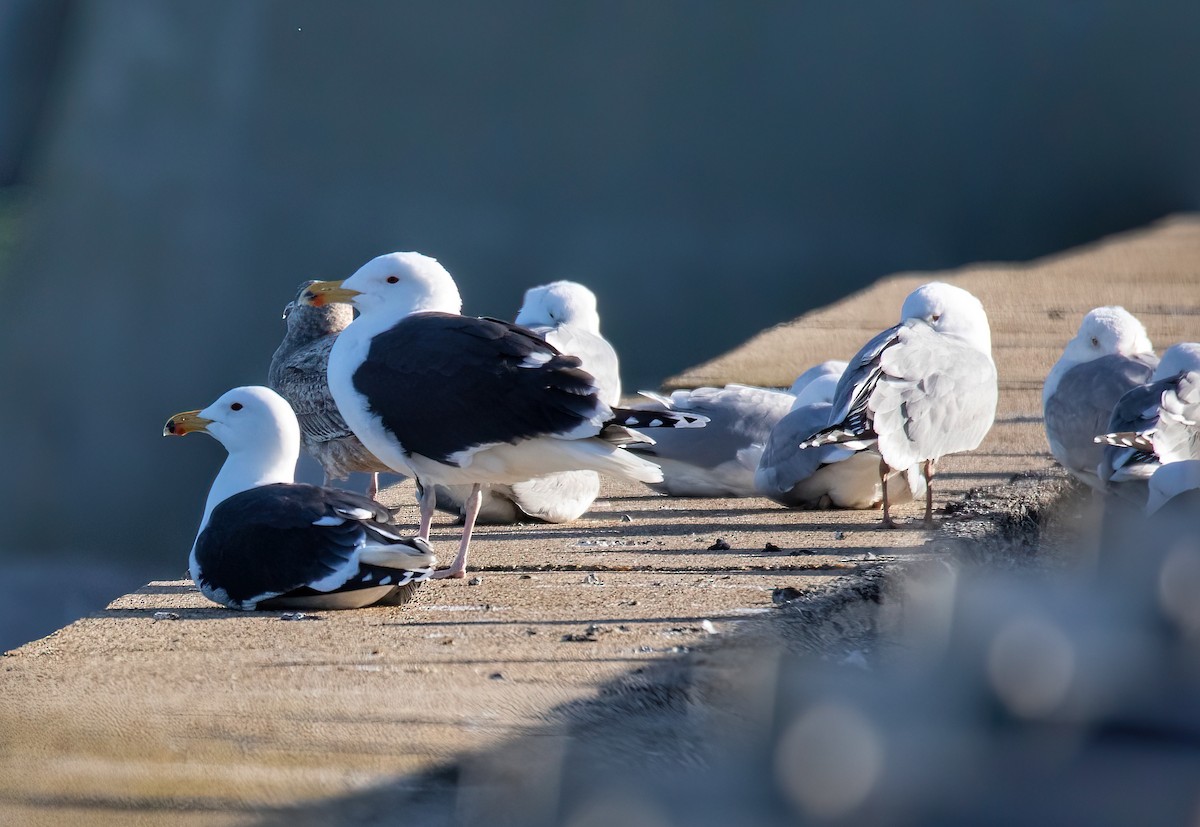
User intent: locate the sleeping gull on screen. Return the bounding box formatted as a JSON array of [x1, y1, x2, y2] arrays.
[[164, 386, 435, 611], [268, 281, 392, 497], [1095, 342, 1200, 500], [799, 282, 998, 528], [756, 361, 913, 508], [435, 280, 621, 524], [303, 252, 705, 579], [1043, 306, 1157, 489], [624, 365, 840, 498]]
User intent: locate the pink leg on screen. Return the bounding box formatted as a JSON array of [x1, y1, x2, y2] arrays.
[[417, 482, 436, 541], [366, 472, 379, 500], [923, 459, 937, 528], [880, 458, 898, 529], [433, 484, 480, 580]]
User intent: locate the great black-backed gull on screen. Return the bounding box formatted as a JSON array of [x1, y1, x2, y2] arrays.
[[303, 252, 704, 578], [435, 280, 622, 524], [1043, 307, 1158, 490], [800, 282, 998, 528], [164, 386, 434, 610], [268, 281, 392, 497]]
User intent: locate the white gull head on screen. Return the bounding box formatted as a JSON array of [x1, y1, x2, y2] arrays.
[[189, 387, 299, 530], [342, 252, 464, 319], [900, 282, 993, 356], [1044, 306, 1155, 406], [514, 280, 602, 334], [1152, 342, 1200, 382]]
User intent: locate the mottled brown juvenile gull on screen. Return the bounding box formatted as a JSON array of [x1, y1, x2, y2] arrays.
[[268, 281, 391, 498], [1043, 307, 1158, 490], [800, 282, 997, 528], [164, 386, 434, 611], [303, 253, 704, 579], [435, 280, 621, 524]]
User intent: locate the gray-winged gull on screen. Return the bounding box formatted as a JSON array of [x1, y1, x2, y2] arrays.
[[1147, 459, 1200, 516], [799, 282, 998, 528], [1095, 343, 1200, 501], [268, 281, 392, 497], [303, 252, 705, 579], [435, 280, 620, 524], [164, 386, 435, 611], [624, 363, 845, 498], [1043, 306, 1158, 489], [756, 361, 914, 508]]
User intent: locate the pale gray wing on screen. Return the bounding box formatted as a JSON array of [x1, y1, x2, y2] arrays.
[[1154, 372, 1200, 463], [802, 324, 904, 450], [1044, 353, 1156, 478], [870, 324, 998, 471], [1097, 378, 1174, 482], [755, 402, 854, 497], [535, 324, 622, 406], [268, 337, 357, 445], [628, 385, 794, 471]]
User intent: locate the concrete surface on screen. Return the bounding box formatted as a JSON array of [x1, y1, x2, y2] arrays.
[[2, 215, 1198, 825]]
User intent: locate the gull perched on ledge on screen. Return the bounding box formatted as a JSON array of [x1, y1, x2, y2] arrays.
[[303, 253, 705, 579], [164, 386, 434, 611], [799, 282, 998, 528], [435, 279, 622, 524], [268, 281, 392, 498]]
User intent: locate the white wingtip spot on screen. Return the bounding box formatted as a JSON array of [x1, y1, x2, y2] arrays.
[[312, 515, 346, 526], [649, 418, 663, 427], [517, 352, 554, 369]]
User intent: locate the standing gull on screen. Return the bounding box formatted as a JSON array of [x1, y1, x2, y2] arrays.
[[1043, 306, 1157, 489], [164, 386, 434, 611], [756, 361, 913, 509], [303, 253, 704, 579], [1095, 342, 1200, 499], [799, 282, 998, 528], [268, 281, 392, 498], [435, 280, 621, 523]]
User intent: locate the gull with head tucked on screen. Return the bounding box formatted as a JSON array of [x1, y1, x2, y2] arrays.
[[1043, 306, 1157, 489], [798, 282, 998, 527]]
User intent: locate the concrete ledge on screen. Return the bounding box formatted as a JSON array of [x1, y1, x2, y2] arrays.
[[3, 215, 1198, 824]]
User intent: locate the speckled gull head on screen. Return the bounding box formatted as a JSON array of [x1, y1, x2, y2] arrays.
[[900, 282, 993, 356], [1060, 306, 1155, 367], [1152, 342, 1200, 381], [282, 280, 354, 335], [514, 280, 602, 334], [303, 252, 464, 317]]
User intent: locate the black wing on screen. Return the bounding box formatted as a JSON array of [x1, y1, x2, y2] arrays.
[[194, 483, 421, 609], [352, 312, 604, 464]]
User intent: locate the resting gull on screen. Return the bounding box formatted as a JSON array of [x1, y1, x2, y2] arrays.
[[1043, 306, 1157, 489], [1095, 343, 1200, 500], [164, 386, 435, 611], [268, 281, 392, 498], [303, 252, 705, 579], [799, 282, 998, 528], [435, 280, 621, 524], [624, 366, 836, 497], [1147, 459, 1200, 517], [756, 361, 913, 509]]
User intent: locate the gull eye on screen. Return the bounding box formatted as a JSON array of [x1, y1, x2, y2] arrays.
[[930, 314, 941, 322], [386, 275, 399, 284], [230, 402, 243, 411], [1090, 336, 1099, 347]]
